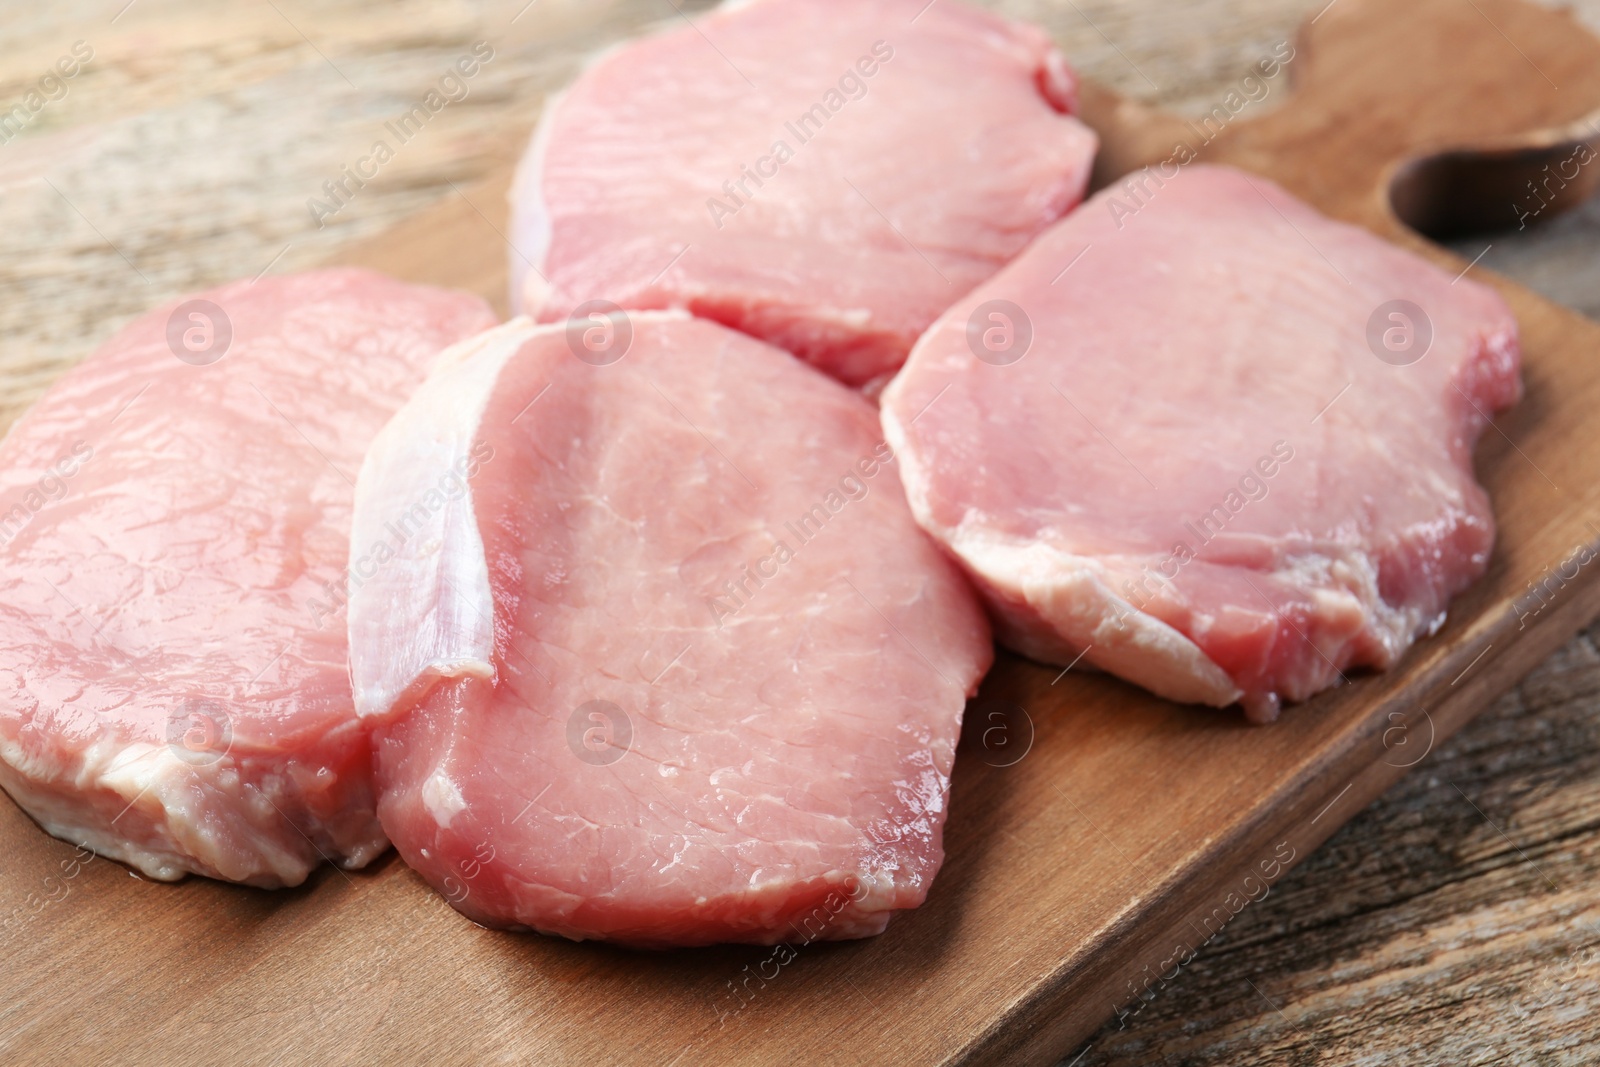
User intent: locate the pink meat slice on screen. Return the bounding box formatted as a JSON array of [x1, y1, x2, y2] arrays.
[[880, 165, 1522, 722], [347, 313, 992, 947], [0, 269, 497, 885], [511, 0, 1097, 388]]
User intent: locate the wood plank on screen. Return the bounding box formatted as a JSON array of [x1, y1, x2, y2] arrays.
[[3, 1, 1600, 1064], [1077, 616, 1600, 1063]]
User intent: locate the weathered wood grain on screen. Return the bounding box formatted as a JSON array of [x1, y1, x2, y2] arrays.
[[1078, 621, 1600, 1065], [2, 2, 1599, 1065]]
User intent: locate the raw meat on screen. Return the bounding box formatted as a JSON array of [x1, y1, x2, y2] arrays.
[[347, 312, 992, 946], [510, 0, 1097, 388], [880, 164, 1522, 722], [0, 269, 497, 885]]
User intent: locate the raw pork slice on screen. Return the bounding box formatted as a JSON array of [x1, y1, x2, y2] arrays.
[[881, 164, 1522, 722], [348, 312, 992, 947], [0, 269, 496, 885], [510, 0, 1098, 388]]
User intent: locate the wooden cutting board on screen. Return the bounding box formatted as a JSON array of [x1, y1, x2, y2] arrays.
[[5, 0, 1600, 1063]]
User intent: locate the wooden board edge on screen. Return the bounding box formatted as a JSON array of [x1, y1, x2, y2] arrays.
[[954, 534, 1600, 1066]]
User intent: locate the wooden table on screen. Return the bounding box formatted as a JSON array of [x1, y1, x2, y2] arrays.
[[1, 1, 1596, 1062]]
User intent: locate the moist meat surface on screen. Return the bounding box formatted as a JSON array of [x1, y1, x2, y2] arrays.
[[0, 269, 497, 885], [511, 0, 1097, 388], [348, 313, 993, 946], [880, 165, 1522, 721]]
